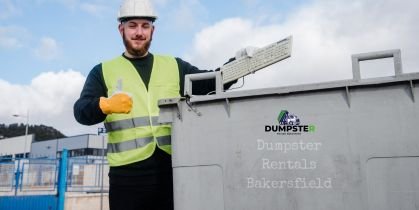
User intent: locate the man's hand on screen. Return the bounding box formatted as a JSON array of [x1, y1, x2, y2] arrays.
[[99, 92, 133, 114]]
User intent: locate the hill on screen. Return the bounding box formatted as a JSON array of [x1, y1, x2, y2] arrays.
[[0, 123, 66, 141]]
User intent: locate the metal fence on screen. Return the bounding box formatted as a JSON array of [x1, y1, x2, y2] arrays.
[[21, 159, 58, 193], [0, 162, 14, 192], [0, 156, 109, 196], [0, 153, 110, 210], [67, 157, 109, 193], [0, 158, 59, 196], [0, 155, 64, 210], [0, 157, 109, 196]]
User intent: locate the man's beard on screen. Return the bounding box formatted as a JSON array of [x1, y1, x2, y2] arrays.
[[122, 31, 152, 57]]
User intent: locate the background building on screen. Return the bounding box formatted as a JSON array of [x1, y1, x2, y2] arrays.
[[0, 134, 107, 160], [30, 134, 108, 160], [0, 135, 34, 159]]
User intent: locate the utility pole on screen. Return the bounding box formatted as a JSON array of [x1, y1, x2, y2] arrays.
[[12, 110, 29, 158], [98, 127, 107, 210]]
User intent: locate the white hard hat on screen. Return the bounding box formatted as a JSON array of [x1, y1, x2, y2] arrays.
[[117, 0, 158, 22]]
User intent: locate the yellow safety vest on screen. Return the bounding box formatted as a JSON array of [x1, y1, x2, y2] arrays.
[[102, 55, 180, 166]]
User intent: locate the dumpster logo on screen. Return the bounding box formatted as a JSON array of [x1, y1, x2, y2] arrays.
[[265, 110, 316, 135], [278, 110, 300, 125]]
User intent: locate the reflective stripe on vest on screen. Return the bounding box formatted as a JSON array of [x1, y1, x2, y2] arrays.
[[107, 135, 171, 153], [104, 116, 164, 132], [102, 55, 180, 166]]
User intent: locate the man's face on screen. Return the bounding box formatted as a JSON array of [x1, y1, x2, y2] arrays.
[[119, 19, 154, 57]]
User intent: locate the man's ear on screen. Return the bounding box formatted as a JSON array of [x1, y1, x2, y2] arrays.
[[118, 23, 124, 36], [151, 25, 155, 37]]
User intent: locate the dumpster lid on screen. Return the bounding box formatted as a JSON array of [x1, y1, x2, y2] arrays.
[[159, 72, 419, 106]]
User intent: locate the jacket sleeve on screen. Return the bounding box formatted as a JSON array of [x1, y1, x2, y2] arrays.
[[176, 58, 236, 96], [73, 64, 108, 125]]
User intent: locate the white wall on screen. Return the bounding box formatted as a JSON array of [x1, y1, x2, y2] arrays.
[[0, 134, 33, 156]]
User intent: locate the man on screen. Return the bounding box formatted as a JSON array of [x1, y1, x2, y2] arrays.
[[73, 0, 234, 209]]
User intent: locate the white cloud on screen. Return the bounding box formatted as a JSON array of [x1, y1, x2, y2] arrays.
[[184, 18, 264, 68], [0, 70, 98, 136], [185, 0, 419, 89], [33, 37, 61, 61]]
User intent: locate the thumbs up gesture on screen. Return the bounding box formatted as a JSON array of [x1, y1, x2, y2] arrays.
[[99, 79, 133, 115]]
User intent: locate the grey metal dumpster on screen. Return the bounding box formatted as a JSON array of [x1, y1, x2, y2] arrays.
[[159, 50, 419, 210]]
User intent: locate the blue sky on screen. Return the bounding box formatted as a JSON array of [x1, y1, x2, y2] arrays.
[[1, 0, 418, 135], [0, 0, 308, 84]]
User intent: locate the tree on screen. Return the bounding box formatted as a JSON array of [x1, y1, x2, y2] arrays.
[[0, 123, 66, 141]]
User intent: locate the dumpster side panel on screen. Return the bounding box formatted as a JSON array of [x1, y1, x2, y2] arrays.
[[170, 81, 419, 210], [173, 165, 224, 210]]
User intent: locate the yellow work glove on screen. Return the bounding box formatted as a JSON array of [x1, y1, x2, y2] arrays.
[[99, 92, 133, 114]]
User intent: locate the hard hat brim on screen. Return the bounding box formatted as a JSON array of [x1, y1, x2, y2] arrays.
[[118, 16, 157, 23]]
